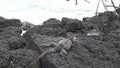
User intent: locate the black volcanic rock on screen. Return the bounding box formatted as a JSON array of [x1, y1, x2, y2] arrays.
[[0, 16, 6, 21], [0, 18, 22, 28], [0, 41, 10, 68], [0, 27, 22, 34], [23, 14, 120, 68], [23, 18, 67, 37], [61, 17, 84, 32], [43, 18, 61, 25], [24, 25, 67, 37], [0, 25, 27, 68], [0, 27, 26, 50], [83, 11, 120, 35], [75, 36, 120, 68], [116, 7, 120, 15], [10, 49, 39, 68], [23, 32, 120, 68], [21, 21, 35, 30], [1, 10, 120, 68]]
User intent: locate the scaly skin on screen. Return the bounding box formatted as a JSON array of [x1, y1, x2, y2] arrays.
[[26, 48, 57, 68], [26, 37, 77, 68]]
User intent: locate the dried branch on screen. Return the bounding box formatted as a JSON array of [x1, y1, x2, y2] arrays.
[[106, 5, 119, 8], [95, 0, 100, 15], [110, 0, 119, 16], [101, 0, 108, 11], [75, 0, 78, 5], [84, 0, 90, 3], [111, 0, 117, 10], [66, 0, 90, 5]]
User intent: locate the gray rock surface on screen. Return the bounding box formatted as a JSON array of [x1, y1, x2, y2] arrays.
[[61, 17, 84, 32], [0, 17, 39, 68], [24, 32, 120, 68], [0, 18, 22, 28], [83, 11, 120, 35], [0, 11, 120, 68], [23, 12, 120, 68]]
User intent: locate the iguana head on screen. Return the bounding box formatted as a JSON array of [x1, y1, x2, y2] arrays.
[[73, 36, 78, 42], [68, 36, 77, 43]]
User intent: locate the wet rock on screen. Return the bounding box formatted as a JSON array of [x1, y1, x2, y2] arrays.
[[61, 17, 84, 32]]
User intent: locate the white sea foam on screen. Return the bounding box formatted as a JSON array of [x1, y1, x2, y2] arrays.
[[0, 0, 119, 25]]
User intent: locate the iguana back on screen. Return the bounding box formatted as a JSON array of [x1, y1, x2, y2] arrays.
[[58, 38, 72, 50]]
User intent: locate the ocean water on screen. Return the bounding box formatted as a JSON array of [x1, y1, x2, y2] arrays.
[[0, 0, 119, 25]]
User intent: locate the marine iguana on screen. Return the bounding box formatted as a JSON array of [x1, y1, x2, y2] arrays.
[[26, 36, 77, 68]]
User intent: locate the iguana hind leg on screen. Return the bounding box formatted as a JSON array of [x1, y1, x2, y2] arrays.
[[26, 48, 56, 68], [59, 49, 67, 59]]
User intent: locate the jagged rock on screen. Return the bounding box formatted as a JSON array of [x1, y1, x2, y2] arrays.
[[0, 54, 9, 68], [40, 26, 66, 37], [0, 19, 22, 28], [24, 34, 69, 68], [0, 27, 26, 50], [23, 18, 67, 37], [7, 35, 26, 50], [43, 18, 62, 29], [0, 26, 27, 68], [10, 49, 40, 68], [116, 8, 120, 15], [84, 11, 120, 35], [116, 8, 120, 20], [61, 17, 84, 32], [0, 27, 22, 34], [75, 36, 120, 68], [24, 25, 67, 37], [1, 12, 120, 68], [82, 17, 91, 22], [0, 16, 6, 21], [0, 42, 10, 68], [21, 21, 35, 30], [43, 18, 61, 25], [23, 31, 120, 68], [0, 26, 22, 68]]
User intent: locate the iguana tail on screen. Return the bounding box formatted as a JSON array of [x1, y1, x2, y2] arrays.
[[26, 48, 55, 68]]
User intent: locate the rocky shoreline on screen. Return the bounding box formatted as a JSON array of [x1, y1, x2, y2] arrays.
[[0, 8, 120, 68]]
